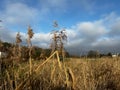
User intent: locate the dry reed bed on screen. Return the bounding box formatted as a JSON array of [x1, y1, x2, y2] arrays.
[[0, 58, 120, 90]]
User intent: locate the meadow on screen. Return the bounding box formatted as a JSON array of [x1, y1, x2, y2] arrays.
[[0, 57, 120, 90]]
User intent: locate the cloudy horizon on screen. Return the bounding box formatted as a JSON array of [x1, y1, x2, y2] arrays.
[[0, 0, 120, 55]]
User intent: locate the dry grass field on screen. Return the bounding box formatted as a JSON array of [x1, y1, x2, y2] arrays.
[[0, 57, 120, 90]]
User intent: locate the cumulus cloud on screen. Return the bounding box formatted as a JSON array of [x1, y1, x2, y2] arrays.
[[0, 0, 65, 26], [0, 28, 51, 48], [0, 28, 16, 42], [109, 24, 120, 37], [77, 21, 107, 38], [65, 12, 120, 55], [0, 2, 39, 26], [0, 0, 68, 32], [32, 33, 51, 48], [1, 12, 120, 55]]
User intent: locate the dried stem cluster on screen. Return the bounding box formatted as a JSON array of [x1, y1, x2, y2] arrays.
[[51, 21, 67, 60]]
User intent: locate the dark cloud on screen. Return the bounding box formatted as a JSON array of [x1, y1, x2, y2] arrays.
[[65, 13, 120, 55], [108, 21, 120, 37]]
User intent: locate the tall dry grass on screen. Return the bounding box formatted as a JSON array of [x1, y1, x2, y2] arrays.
[[0, 57, 120, 90]]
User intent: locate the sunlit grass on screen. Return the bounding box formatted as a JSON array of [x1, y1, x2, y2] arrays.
[[0, 57, 120, 90]]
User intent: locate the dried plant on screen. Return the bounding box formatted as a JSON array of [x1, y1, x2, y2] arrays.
[[27, 25, 34, 75], [0, 39, 3, 51], [16, 32, 22, 45], [59, 29, 67, 59], [53, 20, 58, 28], [27, 25, 34, 48], [15, 32, 22, 60], [51, 21, 67, 60]]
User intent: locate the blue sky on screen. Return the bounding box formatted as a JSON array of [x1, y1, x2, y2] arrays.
[[0, 0, 120, 55]]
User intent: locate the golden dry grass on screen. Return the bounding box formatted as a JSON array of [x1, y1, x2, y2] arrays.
[[0, 57, 120, 90]]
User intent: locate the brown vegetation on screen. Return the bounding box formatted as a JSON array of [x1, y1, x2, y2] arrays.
[[0, 57, 120, 90], [0, 22, 120, 90]]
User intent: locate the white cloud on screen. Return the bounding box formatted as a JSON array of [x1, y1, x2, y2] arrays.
[[40, 0, 67, 11], [0, 28, 15, 42], [65, 12, 120, 54], [31, 33, 53, 48], [32, 33, 51, 46], [0, 0, 67, 30], [1, 12, 120, 55], [66, 29, 79, 40], [1, 2, 39, 26], [76, 21, 107, 38]]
